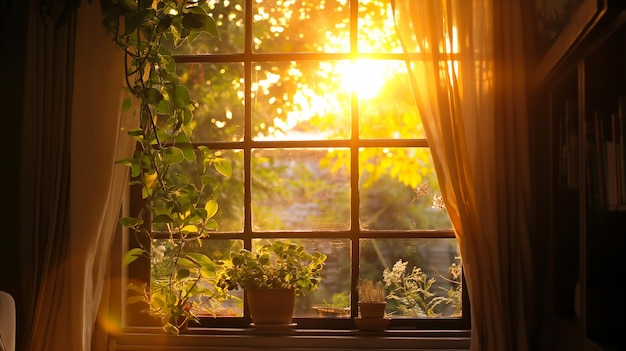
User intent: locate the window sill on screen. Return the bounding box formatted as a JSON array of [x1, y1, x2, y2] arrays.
[[111, 328, 471, 350]]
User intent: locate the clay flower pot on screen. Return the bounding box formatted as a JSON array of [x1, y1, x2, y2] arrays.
[[358, 302, 387, 319], [247, 288, 296, 325]]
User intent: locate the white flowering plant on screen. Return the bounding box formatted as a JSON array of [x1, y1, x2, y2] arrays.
[[383, 259, 461, 317]]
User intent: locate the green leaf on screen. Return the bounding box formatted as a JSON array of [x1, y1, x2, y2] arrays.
[[186, 252, 216, 272], [181, 12, 206, 31], [123, 248, 145, 267], [122, 96, 133, 112], [182, 7, 220, 38], [156, 128, 172, 144], [202, 16, 220, 38], [200, 175, 218, 189], [115, 157, 134, 167], [156, 15, 174, 34], [119, 216, 142, 228], [172, 84, 191, 109], [179, 142, 195, 161], [174, 134, 195, 161], [177, 257, 199, 268], [181, 224, 198, 234], [204, 200, 218, 219], [162, 146, 185, 164], [213, 158, 232, 179], [157, 99, 171, 114], [176, 269, 191, 280], [130, 161, 140, 178], [152, 214, 174, 224], [124, 8, 156, 35], [142, 87, 164, 105], [162, 323, 180, 336], [186, 7, 220, 38], [126, 128, 143, 137], [204, 219, 218, 231]]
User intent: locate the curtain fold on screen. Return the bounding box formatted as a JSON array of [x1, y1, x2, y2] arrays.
[[393, 1, 533, 350], [22, 1, 131, 350], [21, 2, 74, 349]]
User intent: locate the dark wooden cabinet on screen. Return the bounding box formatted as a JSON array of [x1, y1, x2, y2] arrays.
[[531, 1, 626, 350]]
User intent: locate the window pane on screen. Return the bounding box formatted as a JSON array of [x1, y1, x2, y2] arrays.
[[360, 238, 462, 318], [151, 239, 244, 317], [252, 0, 350, 53], [252, 238, 352, 318], [179, 63, 245, 142], [357, 60, 426, 139], [164, 0, 245, 54], [151, 149, 244, 233], [359, 147, 452, 230], [251, 148, 351, 231], [358, 0, 402, 53], [252, 61, 351, 140]]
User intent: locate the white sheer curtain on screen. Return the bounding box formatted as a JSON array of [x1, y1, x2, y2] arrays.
[[23, 2, 133, 350], [393, 1, 533, 350], [70, 2, 134, 350]]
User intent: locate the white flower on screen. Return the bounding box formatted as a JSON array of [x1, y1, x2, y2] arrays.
[[383, 259, 408, 287], [432, 194, 445, 209]]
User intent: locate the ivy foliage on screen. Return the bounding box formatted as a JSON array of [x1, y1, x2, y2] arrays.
[[102, 0, 231, 335]]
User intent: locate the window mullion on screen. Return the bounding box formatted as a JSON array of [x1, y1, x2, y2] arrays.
[[243, 0, 253, 250], [349, 0, 360, 319]]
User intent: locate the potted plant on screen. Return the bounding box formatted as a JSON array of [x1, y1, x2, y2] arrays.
[[357, 279, 387, 318], [313, 291, 350, 317], [354, 279, 390, 331], [100, 0, 231, 335], [216, 240, 327, 327]]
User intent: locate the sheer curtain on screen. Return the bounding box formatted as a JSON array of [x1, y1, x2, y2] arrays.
[[22, 2, 132, 350], [393, 1, 533, 350]]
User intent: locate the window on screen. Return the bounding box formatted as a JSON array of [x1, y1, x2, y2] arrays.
[[128, 0, 467, 331]]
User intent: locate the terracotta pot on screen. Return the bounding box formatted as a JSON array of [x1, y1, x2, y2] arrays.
[[358, 302, 387, 319], [247, 288, 295, 325]]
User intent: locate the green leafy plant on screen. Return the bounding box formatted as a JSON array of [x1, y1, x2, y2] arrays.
[[216, 240, 327, 296], [323, 291, 350, 308], [126, 250, 228, 335], [100, 0, 232, 335], [357, 279, 386, 303]]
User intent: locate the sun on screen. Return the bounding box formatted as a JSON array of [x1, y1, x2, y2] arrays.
[[340, 59, 390, 99]]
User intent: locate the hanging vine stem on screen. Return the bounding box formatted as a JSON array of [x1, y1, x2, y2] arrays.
[[104, 0, 232, 335]]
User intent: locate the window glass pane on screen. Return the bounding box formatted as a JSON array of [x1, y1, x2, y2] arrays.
[[251, 148, 351, 231], [357, 60, 426, 139], [151, 149, 244, 233], [358, 0, 402, 53], [179, 62, 245, 142], [252, 238, 352, 318], [252, 61, 351, 141], [252, 0, 350, 53], [164, 0, 245, 54], [359, 147, 452, 230], [151, 239, 244, 317], [360, 238, 462, 318]]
